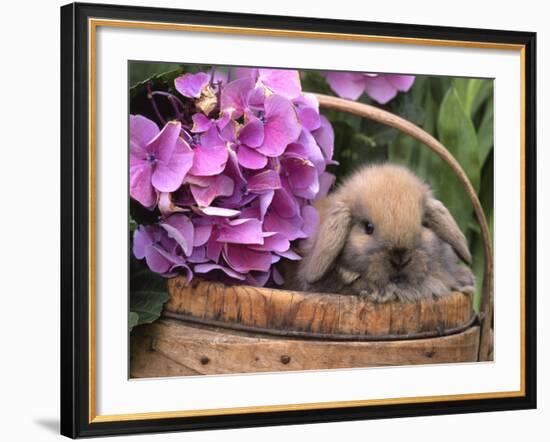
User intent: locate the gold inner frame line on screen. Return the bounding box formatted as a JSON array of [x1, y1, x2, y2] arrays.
[[87, 17, 527, 424]]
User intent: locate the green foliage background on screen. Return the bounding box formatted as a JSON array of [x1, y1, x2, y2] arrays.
[[128, 62, 493, 329]]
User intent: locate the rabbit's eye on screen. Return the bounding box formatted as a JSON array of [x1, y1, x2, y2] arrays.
[[363, 221, 375, 235], [422, 220, 430, 228]]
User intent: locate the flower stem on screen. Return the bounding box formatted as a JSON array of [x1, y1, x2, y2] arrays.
[[210, 66, 216, 86], [147, 83, 166, 125], [152, 91, 186, 112], [180, 128, 194, 144]]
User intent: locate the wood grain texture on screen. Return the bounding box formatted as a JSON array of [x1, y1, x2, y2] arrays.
[[130, 320, 480, 377], [165, 277, 474, 337]]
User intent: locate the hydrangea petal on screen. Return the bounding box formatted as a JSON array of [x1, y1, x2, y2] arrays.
[[217, 218, 264, 245], [172, 265, 193, 282], [159, 223, 190, 255], [190, 174, 234, 207], [363, 75, 399, 104], [247, 169, 281, 193], [271, 184, 299, 218], [193, 224, 213, 247], [187, 246, 209, 264], [258, 69, 302, 100], [175, 72, 211, 98], [223, 244, 272, 273], [297, 106, 321, 131], [219, 120, 237, 143], [250, 233, 289, 253], [231, 67, 258, 80], [387, 75, 416, 92], [189, 144, 229, 176], [191, 113, 212, 133], [239, 113, 264, 148], [277, 249, 302, 260], [145, 246, 174, 274], [287, 129, 325, 172], [245, 270, 271, 287], [130, 163, 156, 208], [220, 77, 255, 119], [194, 263, 246, 280], [293, 92, 319, 110], [283, 156, 317, 191], [130, 114, 159, 147], [312, 115, 335, 161], [151, 138, 194, 192], [199, 206, 240, 217], [259, 191, 274, 219], [206, 231, 223, 262], [130, 140, 148, 169], [160, 214, 194, 256], [264, 211, 305, 241], [132, 226, 152, 259], [200, 124, 224, 148], [258, 94, 302, 157], [237, 145, 268, 170], [146, 120, 181, 163], [247, 87, 266, 108], [325, 72, 366, 100], [317, 171, 336, 200]]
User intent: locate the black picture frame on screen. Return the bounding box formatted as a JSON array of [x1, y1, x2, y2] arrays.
[[60, 2, 537, 438]]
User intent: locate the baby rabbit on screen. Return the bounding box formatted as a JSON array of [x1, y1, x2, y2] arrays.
[[286, 163, 475, 302]]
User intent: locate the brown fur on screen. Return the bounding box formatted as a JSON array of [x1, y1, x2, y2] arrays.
[[284, 163, 475, 302]]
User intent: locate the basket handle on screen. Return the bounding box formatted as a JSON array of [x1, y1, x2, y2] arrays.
[[315, 93, 493, 361]]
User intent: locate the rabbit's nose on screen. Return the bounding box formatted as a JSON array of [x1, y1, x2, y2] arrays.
[[390, 248, 411, 271]]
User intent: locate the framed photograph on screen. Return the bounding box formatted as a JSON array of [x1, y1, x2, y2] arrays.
[[60, 2, 537, 438]]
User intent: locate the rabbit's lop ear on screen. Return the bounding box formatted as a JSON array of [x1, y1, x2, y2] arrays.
[[425, 197, 472, 264], [304, 201, 351, 284]]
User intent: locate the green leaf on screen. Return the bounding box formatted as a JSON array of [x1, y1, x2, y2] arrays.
[[470, 159, 493, 311], [393, 93, 425, 127], [453, 78, 484, 118], [129, 312, 139, 330], [436, 86, 481, 234], [129, 66, 185, 102], [477, 97, 494, 167], [429, 77, 453, 103], [129, 62, 182, 87], [388, 131, 421, 168], [470, 80, 494, 121], [300, 71, 333, 96], [129, 217, 138, 234], [414, 86, 439, 177], [388, 79, 442, 192], [129, 289, 170, 326], [330, 119, 389, 182], [129, 258, 170, 330]]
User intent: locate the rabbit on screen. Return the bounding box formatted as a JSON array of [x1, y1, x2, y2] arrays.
[[284, 163, 475, 302]]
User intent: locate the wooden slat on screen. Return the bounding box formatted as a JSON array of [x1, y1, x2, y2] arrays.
[[130, 320, 480, 377], [166, 277, 474, 337]]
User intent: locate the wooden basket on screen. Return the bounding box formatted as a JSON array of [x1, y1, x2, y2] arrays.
[[130, 94, 494, 378]]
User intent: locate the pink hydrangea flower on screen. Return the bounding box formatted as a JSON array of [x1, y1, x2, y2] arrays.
[[324, 72, 415, 104], [132, 68, 336, 285], [130, 116, 194, 208]]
